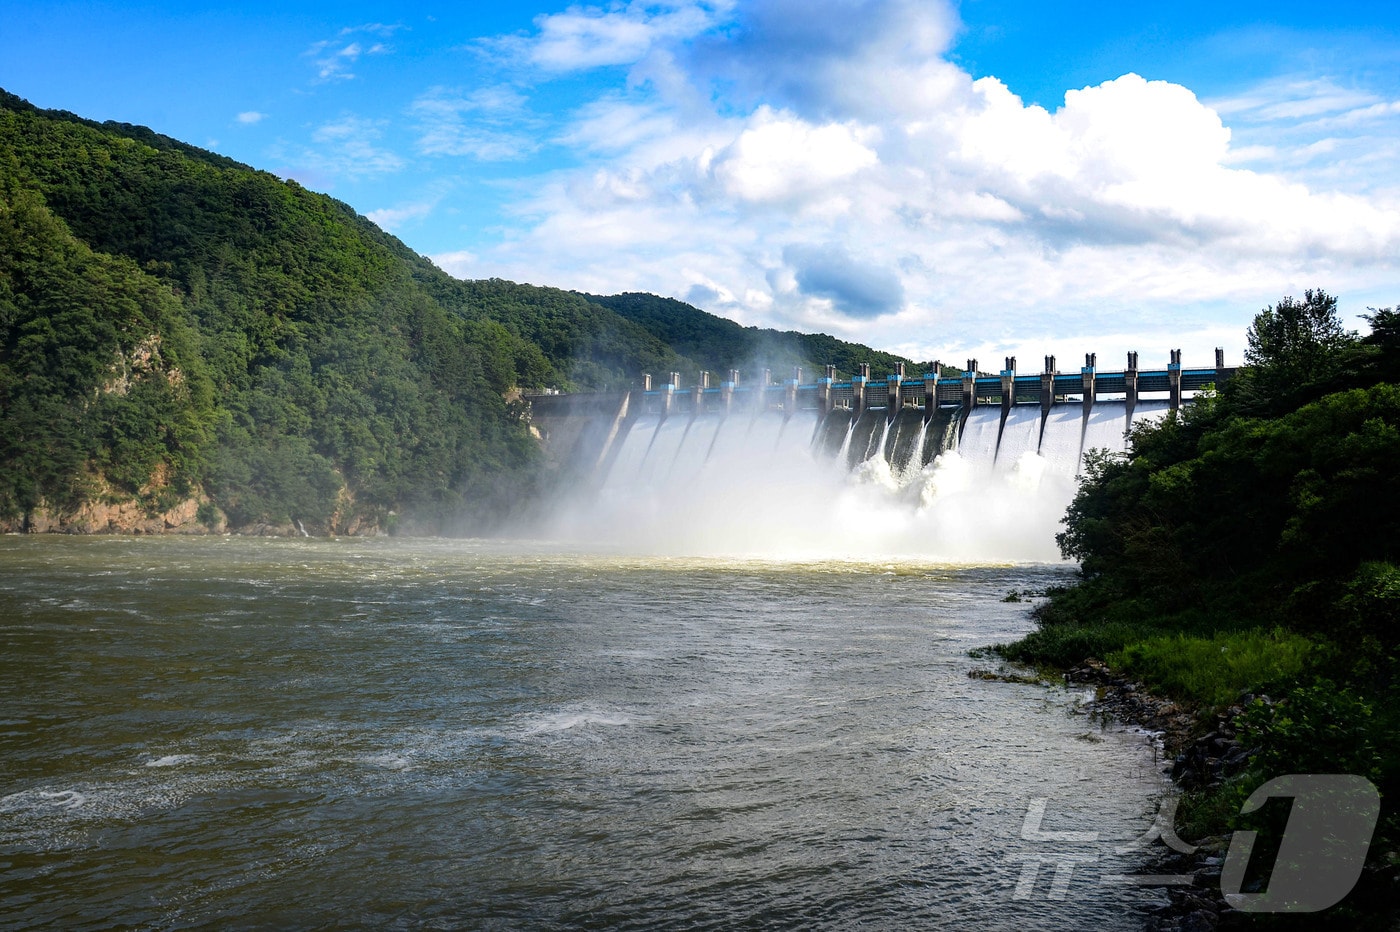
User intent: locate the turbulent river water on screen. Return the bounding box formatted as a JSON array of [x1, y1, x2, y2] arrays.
[[0, 536, 1177, 929]]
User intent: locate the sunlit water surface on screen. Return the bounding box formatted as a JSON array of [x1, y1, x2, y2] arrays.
[[0, 537, 1173, 929]]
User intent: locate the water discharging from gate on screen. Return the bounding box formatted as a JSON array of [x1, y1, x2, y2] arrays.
[[543, 400, 1170, 561]]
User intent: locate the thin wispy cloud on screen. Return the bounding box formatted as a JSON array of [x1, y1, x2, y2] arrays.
[[1299, 100, 1400, 131], [474, 0, 735, 73], [275, 116, 405, 183], [1205, 74, 1400, 199], [236, 111, 266, 125], [428, 249, 479, 278], [1212, 76, 1375, 118], [411, 86, 542, 161], [532, 0, 733, 70], [366, 200, 436, 231], [340, 23, 403, 39], [306, 24, 401, 82]]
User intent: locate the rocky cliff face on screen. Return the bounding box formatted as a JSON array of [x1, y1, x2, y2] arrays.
[[3, 494, 212, 534], [2, 487, 391, 537]]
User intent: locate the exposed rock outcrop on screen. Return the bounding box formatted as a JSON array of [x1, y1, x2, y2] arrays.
[[3, 494, 215, 535]]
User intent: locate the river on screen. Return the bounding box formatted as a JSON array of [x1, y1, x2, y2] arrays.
[[1, 536, 1172, 929]]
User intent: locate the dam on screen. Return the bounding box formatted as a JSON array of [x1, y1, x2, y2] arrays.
[[527, 350, 1229, 560], [527, 350, 1231, 484]]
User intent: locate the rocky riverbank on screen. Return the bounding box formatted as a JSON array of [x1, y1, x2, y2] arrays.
[[1061, 660, 1260, 931], [1057, 660, 1399, 929], [1064, 660, 1261, 790]]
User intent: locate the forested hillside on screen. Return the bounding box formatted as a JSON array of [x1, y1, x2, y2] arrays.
[[0, 89, 911, 534]]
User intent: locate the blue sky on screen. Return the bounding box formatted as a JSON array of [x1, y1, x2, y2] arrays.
[[3, 1, 1399, 366]]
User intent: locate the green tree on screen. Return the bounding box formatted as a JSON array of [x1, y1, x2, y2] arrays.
[[1246, 289, 1352, 366], [1230, 289, 1358, 414], [1359, 306, 1400, 385]]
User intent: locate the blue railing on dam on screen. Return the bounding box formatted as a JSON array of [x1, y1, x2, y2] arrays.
[[527, 350, 1234, 423]]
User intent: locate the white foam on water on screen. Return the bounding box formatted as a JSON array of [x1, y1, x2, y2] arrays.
[[38, 789, 87, 809], [521, 706, 637, 736], [145, 754, 199, 768], [546, 403, 1145, 562]]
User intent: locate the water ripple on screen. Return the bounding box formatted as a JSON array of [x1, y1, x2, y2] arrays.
[[0, 537, 1163, 930]]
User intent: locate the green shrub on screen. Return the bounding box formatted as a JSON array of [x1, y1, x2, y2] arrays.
[[994, 620, 1144, 669], [1240, 680, 1385, 784]]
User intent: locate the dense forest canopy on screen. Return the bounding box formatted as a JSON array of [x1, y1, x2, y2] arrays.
[[0, 88, 913, 533]]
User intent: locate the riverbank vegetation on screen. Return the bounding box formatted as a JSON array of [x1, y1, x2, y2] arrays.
[[997, 289, 1400, 921]]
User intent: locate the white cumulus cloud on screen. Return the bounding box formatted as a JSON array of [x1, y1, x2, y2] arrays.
[[708, 109, 879, 204], [427, 0, 1400, 361], [429, 250, 480, 278]]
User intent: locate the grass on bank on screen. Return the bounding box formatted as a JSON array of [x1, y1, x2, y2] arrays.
[[1106, 628, 1314, 708], [993, 612, 1313, 709]]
